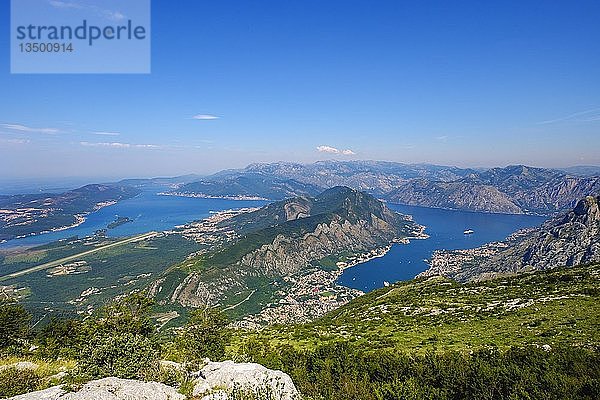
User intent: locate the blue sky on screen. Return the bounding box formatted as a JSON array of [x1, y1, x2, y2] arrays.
[[1, 0, 599, 179]]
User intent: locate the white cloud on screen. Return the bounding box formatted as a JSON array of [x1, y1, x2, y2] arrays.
[[80, 141, 159, 149], [103, 10, 125, 21], [92, 131, 120, 136], [48, 1, 82, 9], [317, 145, 355, 155], [1, 123, 60, 134], [538, 107, 600, 124], [316, 145, 339, 153], [0, 138, 29, 145], [48, 1, 126, 21], [192, 114, 220, 120]]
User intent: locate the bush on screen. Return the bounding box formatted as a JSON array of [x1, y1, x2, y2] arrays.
[[72, 293, 160, 380], [0, 367, 40, 398], [86, 293, 156, 337], [175, 307, 230, 365], [77, 333, 159, 380], [36, 317, 83, 359]]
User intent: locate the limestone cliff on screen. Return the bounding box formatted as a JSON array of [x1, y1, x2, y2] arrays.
[[167, 187, 421, 309]]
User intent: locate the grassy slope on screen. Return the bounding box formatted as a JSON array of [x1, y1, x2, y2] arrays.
[[234, 264, 600, 353]]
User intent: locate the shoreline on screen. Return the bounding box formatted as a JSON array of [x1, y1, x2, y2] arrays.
[[234, 238, 421, 328], [159, 192, 269, 201], [0, 200, 118, 248]]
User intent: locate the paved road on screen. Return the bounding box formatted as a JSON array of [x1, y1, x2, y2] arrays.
[[0, 232, 158, 282], [222, 289, 257, 311]]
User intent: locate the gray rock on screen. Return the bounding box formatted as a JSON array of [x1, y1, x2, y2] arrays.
[[8, 386, 66, 400], [8, 378, 185, 400], [200, 391, 228, 400], [193, 360, 299, 400]]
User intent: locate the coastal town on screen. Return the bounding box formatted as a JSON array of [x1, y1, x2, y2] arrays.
[[234, 266, 364, 329], [160, 191, 268, 201], [419, 228, 535, 278], [420, 242, 511, 278], [171, 207, 260, 249]]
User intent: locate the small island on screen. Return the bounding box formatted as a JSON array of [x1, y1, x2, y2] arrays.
[[107, 216, 133, 229]]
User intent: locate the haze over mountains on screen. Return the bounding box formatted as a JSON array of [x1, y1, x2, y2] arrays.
[[1, 160, 599, 245], [170, 161, 600, 215]]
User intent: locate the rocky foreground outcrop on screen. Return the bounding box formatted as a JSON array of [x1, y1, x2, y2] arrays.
[[8, 378, 185, 400], [193, 360, 300, 399], [8, 361, 299, 400]]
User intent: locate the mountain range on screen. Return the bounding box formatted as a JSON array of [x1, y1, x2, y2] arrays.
[[171, 161, 600, 215], [1, 160, 598, 247]]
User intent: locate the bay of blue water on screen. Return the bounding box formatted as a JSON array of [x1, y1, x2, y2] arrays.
[[337, 204, 546, 292], [3, 194, 547, 292], [1, 191, 267, 248]]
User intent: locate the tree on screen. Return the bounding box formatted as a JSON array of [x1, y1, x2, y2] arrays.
[[88, 293, 156, 337], [78, 333, 158, 380], [75, 293, 160, 380], [176, 307, 230, 364], [36, 316, 83, 358], [0, 301, 31, 350]]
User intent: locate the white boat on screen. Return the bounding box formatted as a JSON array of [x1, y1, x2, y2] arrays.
[[464, 229, 474, 235], [383, 281, 390, 287]]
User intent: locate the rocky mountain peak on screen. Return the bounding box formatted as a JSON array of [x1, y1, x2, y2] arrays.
[[571, 195, 600, 221]]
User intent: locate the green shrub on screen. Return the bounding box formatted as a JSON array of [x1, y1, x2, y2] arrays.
[[76, 333, 159, 380], [36, 317, 83, 359], [175, 307, 230, 366], [0, 367, 40, 398], [72, 294, 160, 380], [86, 293, 156, 337]]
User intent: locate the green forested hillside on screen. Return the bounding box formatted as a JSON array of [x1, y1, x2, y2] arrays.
[[227, 264, 600, 399], [236, 263, 600, 352], [1, 265, 599, 399]]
